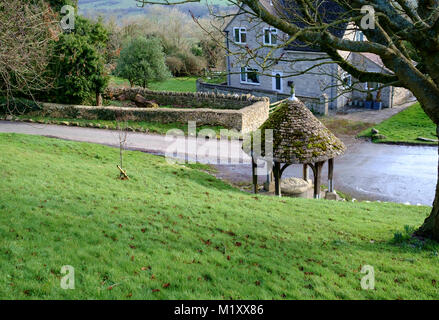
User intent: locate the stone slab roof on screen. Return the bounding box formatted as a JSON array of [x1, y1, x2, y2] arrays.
[[251, 99, 346, 164]]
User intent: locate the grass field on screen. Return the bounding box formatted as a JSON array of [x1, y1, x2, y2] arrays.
[[0, 133, 438, 299], [109, 76, 197, 92], [359, 103, 437, 145]]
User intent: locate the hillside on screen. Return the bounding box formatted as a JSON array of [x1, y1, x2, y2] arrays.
[[0, 133, 438, 299]]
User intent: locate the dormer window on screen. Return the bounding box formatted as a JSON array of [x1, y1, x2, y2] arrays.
[[264, 28, 277, 46], [234, 27, 247, 44]]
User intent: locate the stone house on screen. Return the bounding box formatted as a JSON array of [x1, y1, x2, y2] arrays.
[[212, 0, 412, 111]]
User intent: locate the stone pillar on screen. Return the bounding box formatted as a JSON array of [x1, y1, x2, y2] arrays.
[[274, 162, 281, 197], [251, 153, 258, 194], [319, 94, 329, 116], [325, 158, 339, 200], [328, 158, 334, 193], [303, 164, 309, 181], [311, 162, 324, 199]]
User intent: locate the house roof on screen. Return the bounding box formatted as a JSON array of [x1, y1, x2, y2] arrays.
[[359, 52, 392, 73], [224, 0, 347, 49], [247, 99, 346, 164], [280, 0, 348, 52]]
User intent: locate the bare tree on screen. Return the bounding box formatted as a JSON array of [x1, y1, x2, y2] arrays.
[[137, 0, 439, 240], [0, 0, 60, 112], [115, 112, 131, 180]]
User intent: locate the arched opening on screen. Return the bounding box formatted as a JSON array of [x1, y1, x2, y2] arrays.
[[275, 74, 281, 91], [273, 72, 282, 92]]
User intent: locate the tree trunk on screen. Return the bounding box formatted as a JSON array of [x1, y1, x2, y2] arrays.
[[416, 125, 439, 240]]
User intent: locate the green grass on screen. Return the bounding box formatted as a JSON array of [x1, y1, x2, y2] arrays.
[[109, 76, 197, 93], [359, 103, 437, 145], [1, 134, 439, 299], [321, 118, 374, 137], [109, 76, 130, 87]]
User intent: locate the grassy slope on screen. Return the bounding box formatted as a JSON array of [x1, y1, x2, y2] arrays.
[[0, 133, 438, 300], [359, 103, 437, 145]]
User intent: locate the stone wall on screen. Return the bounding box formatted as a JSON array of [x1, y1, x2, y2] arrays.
[[392, 86, 413, 106], [104, 87, 266, 110], [197, 80, 329, 115], [39, 98, 269, 133]]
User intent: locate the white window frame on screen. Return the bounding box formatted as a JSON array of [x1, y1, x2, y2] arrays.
[[263, 27, 278, 46], [272, 71, 283, 92], [355, 30, 364, 42], [233, 27, 247, 44], [240, 67, 260, 85], [341, 73, 352, 89], [364, 82, 376, 91]]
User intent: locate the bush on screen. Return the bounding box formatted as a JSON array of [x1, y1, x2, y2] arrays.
[[180, 53, 207, 76], [165, 56, 185, 76], [115, 36, 171, 88], [49, 33, 108, 104], [46, 16, 109, 105], [166, 52, 207, 77]]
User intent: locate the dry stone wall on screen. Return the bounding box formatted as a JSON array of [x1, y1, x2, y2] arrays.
[[37, 88, 270, 133]]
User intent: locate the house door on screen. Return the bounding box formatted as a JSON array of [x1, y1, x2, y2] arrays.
[[272, 71, 283, 92]]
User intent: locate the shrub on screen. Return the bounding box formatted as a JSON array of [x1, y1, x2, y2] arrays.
[[180, 53, 207, 76], [46, 16, 109, 105], [165, 56, 185, 77], [115, 36, 171, 88], [166, 52, 207, 77], [49, 33, 108, 104]]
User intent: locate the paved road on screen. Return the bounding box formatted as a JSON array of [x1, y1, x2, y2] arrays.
[[0, 121, 437, 206]]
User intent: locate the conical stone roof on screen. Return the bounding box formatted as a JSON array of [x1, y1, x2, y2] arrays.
[[250, 99, 346, 164]]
